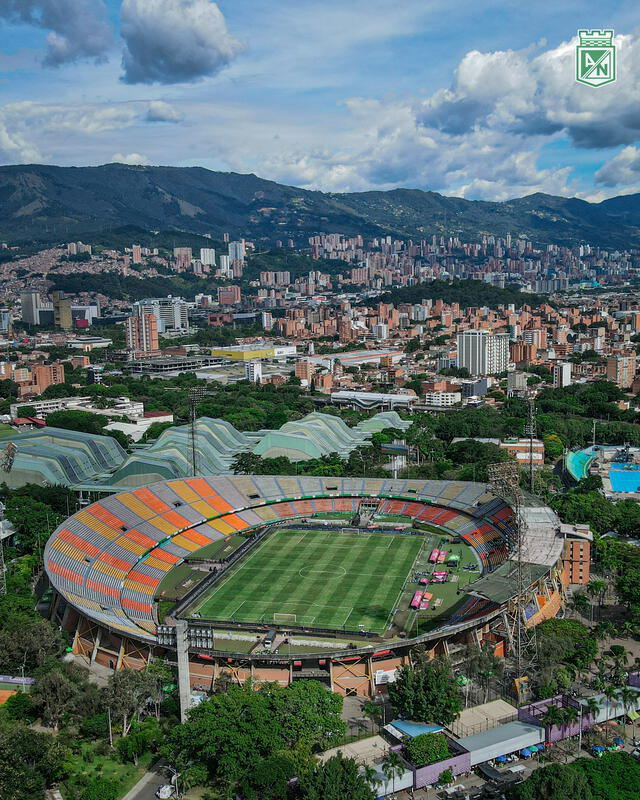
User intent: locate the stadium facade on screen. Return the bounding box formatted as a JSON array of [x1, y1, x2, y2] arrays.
[[43, 476, 583, 708]]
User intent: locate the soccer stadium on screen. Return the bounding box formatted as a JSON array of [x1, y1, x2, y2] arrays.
[[43, 476, 579, 701]]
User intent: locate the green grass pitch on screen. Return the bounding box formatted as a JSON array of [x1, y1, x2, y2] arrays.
[[192, 529, 424, 633]]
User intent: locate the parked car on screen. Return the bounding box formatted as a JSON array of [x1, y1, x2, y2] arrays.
[[155, 785, 175, 799]]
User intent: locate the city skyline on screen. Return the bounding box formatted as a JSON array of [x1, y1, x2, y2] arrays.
[[0, 1, 639, 202]]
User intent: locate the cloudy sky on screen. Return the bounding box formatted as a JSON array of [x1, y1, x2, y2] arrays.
[[1, 0, 639, 201]]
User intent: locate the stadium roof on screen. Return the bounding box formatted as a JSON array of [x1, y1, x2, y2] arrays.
[[0, 427, 125, 488], [464, 560, 551, 605], [520, 505, 564, 566]]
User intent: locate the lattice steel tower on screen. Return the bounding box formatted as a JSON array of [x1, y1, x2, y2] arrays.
[[487, 461, 537, 681], [524, 396, 537, 493]]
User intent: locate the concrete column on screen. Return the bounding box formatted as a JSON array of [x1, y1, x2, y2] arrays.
[[175, 621, 191, 724], [116, 637, 126, 670], [90, 627, 102, 665]]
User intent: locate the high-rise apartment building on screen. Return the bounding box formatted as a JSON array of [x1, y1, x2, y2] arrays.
[[228, 241, 245, 262], [30, 363, 66, 395], [553, 362, 572, 388], [133, 297, 189, 332], [245, 361, 262, 383], [21, 291, 41, 325], [125, 313, 159, 355], [295, 359, 313, 384], [456, 330, 509, 376], [132, 245, 142, 264], [606, 354, 636, 389], [52, 291, 73, 331], [173, 247, 192, 271], [217, 286, 241, 306], [200, 248, 216, 266]]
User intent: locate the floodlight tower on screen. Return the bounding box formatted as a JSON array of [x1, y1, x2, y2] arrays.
[[487, 460, 537, 682], [0, 446, 16, 596], [524, 396, 537, 493], [0, 534, 5, 595], [188, 387, 211, 476]]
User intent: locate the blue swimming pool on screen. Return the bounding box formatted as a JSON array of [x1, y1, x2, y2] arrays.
[[609, 463, 640, 493]]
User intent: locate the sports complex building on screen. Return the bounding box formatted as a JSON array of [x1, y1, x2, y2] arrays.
[[566, 443, 640, 499], [42, 475, 589, 714]]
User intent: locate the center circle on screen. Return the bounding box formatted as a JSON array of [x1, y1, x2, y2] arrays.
[[299, 566, 347, 578]]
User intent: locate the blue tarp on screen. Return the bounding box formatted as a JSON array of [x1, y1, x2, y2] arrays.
[[520, 749, 532, 757]]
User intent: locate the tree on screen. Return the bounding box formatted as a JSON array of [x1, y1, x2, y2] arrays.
[[164, 681, 345, 796], [45, 409, 109, 435], [506, 762, 592, 800], [603, 685, 619, 733], [294, 753, 375, 800], [4, 496, 61, 554], [464, 642, 504, 702], [80, 777, 120, 800], [0, 722, 71, 800], [543, 434, 565, 462], [569, 593, 590, 618], [0, 617, 66, 675], [32, 669, 80, 730], [104, 669, 151, 737], [540, 705, 564, 733], [439, 768, 454, 785], [382, 750, 405, 794], [362, 699, 384, 731], [388, 656, 462, 725], [617, 686, 636, 739]]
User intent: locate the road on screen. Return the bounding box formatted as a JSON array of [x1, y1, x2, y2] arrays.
[[121, 762, 173, 800]]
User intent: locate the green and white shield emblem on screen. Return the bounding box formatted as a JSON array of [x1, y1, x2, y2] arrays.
[[576, 29, 616, 87]]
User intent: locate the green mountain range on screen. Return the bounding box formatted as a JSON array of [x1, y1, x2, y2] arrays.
[[0, 162, 638, 248]]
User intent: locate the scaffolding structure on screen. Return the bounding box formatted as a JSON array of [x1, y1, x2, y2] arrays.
[[487, 461, 537, 682]]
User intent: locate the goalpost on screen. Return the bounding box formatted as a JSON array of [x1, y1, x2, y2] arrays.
[[273, 613, 297, 625]]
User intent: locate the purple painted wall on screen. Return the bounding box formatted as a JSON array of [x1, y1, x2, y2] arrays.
[[518, 694, 595, 743], [412, 750, 471, 789], [409, 737, 471, 790]]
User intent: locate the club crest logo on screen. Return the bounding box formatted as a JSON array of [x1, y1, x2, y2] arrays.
[[576, 29, 616, 87]]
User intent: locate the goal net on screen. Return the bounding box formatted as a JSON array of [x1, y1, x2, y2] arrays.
[[273, 613, 296, 625]]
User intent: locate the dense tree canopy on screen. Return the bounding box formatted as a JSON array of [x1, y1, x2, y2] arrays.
[[0, 722, 71, 800], [164, 680, 345, 797], [507, 754, 640, 800], [388, 656, 462, 725]]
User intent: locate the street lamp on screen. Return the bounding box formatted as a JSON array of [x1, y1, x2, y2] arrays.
[[165, 766, 181, 798]]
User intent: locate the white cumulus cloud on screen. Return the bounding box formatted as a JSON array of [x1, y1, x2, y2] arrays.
[[111, 152, 150, 165], [0, 0, 113, 66], [146, 100, 183, 122], [120, 0, 242, 84], [595, 146, 640, 187]]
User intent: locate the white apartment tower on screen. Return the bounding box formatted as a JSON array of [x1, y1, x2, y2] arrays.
[[200, 248, 216, 266], [457, 330, 509, 376], [553, 362, 572, 388], [133, 296, 189, 332], [245, 361, 262, 383]]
